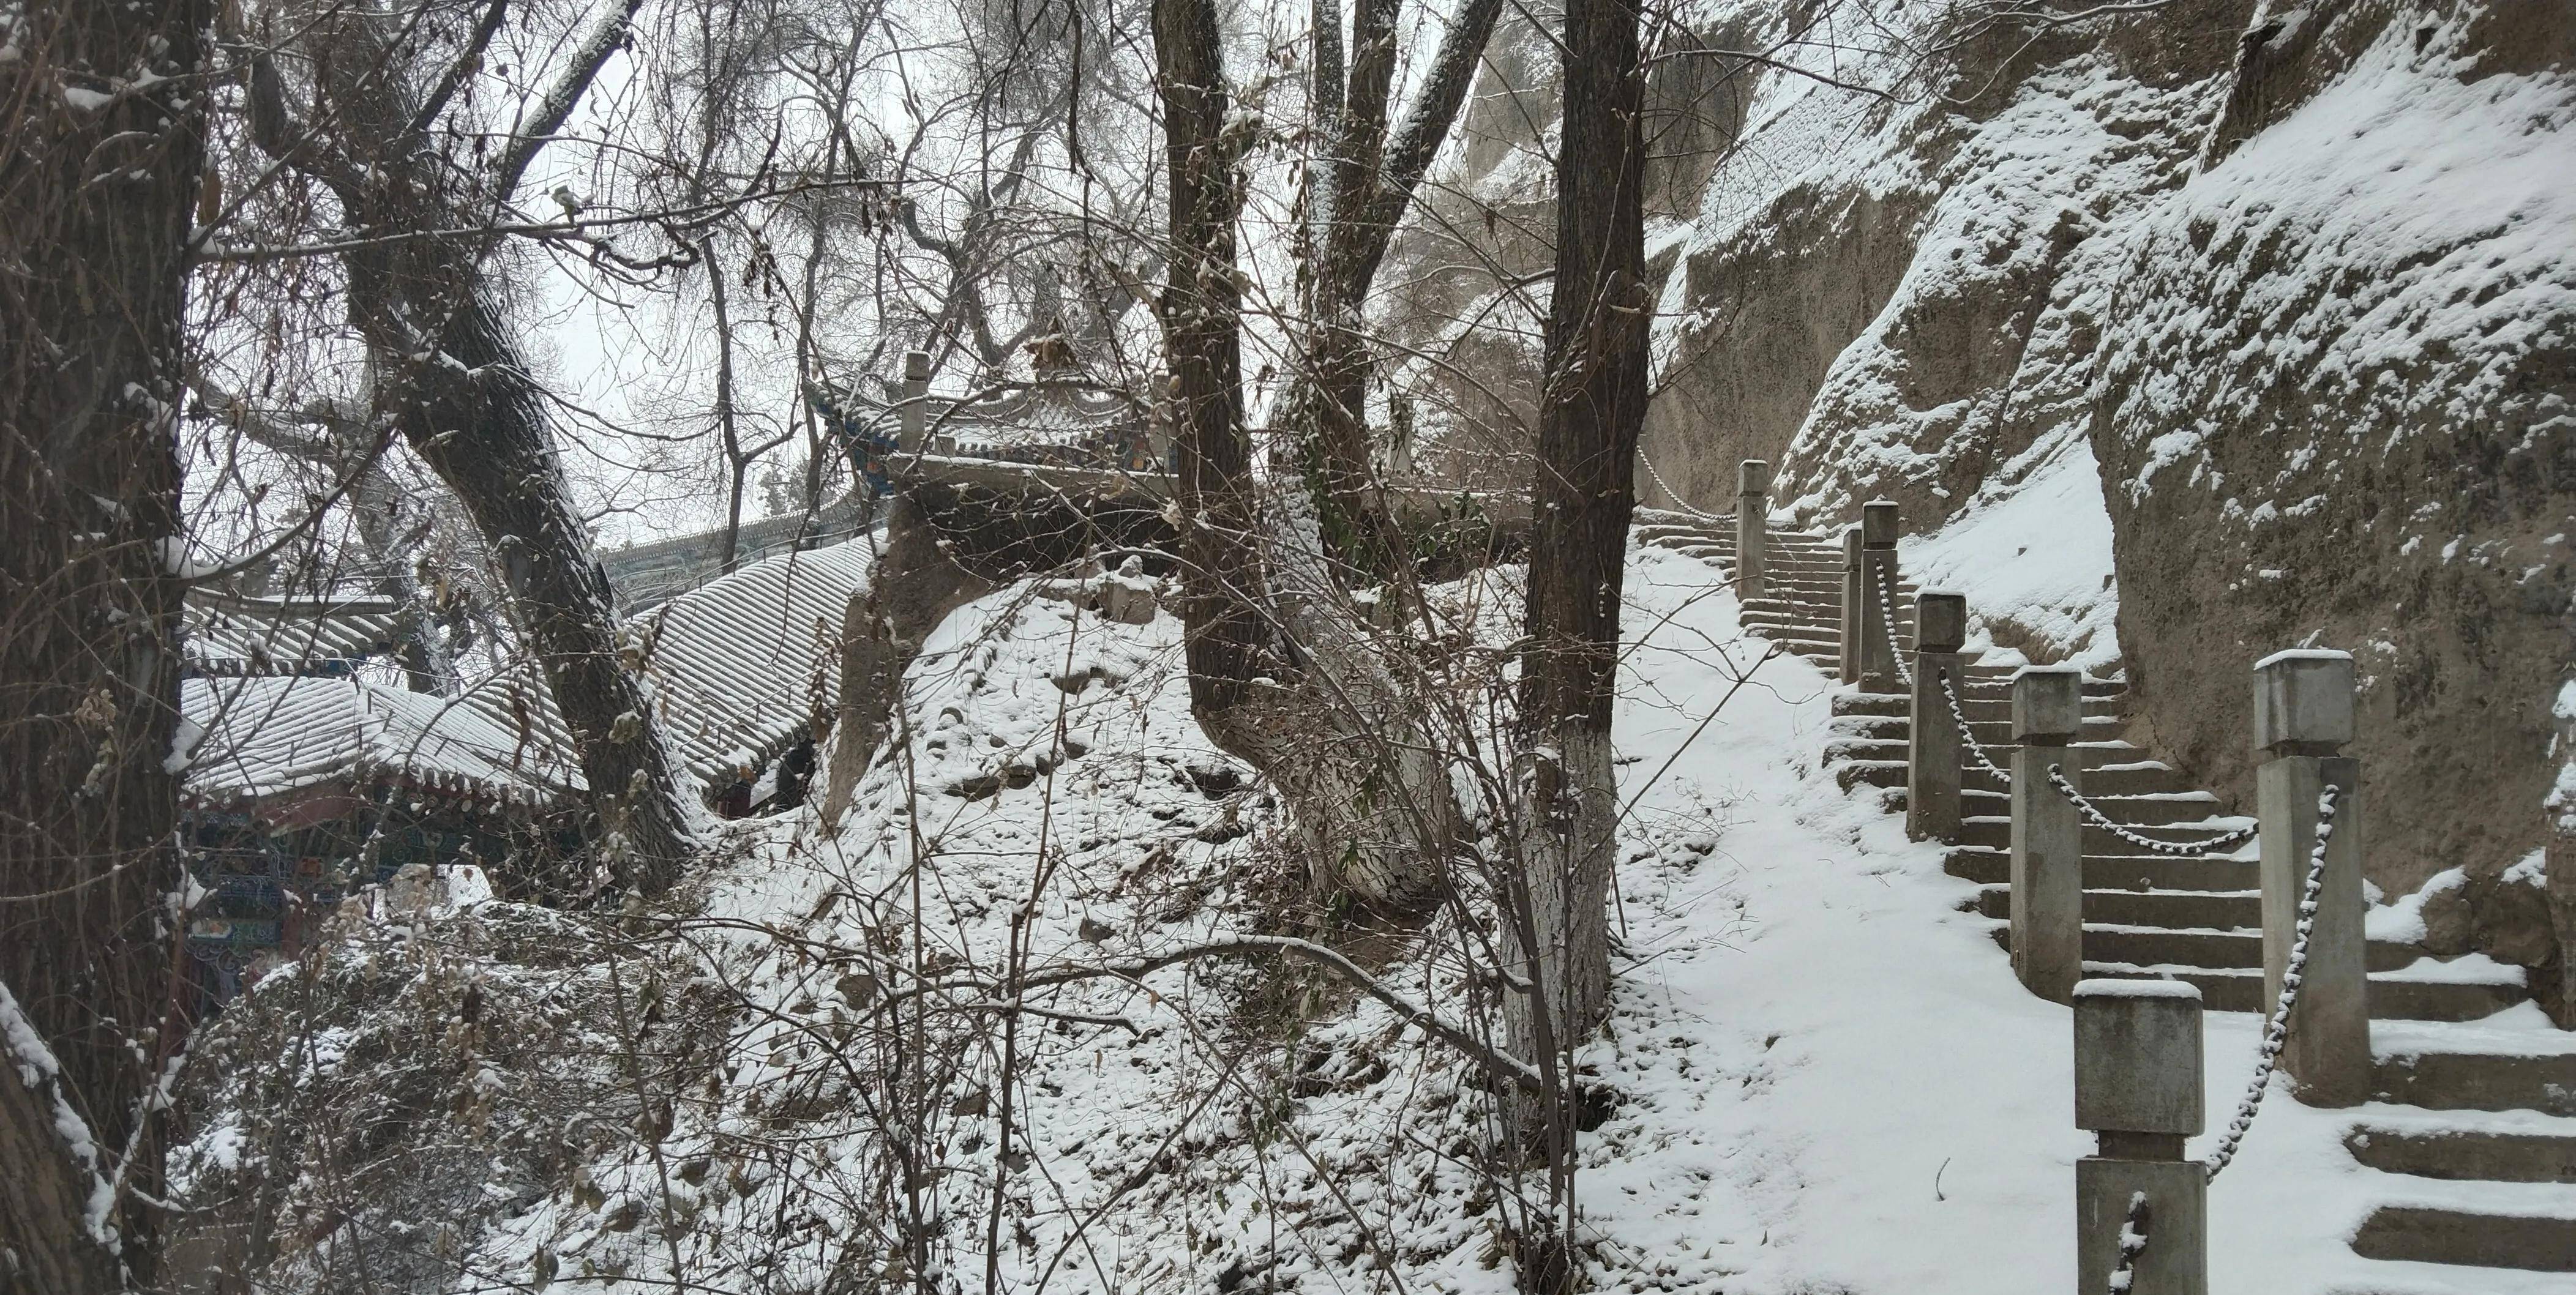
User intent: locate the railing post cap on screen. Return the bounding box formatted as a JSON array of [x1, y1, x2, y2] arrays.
[[2073, 979, 2206, 1136], [904, 349, 931, 381], [1841, 526, 1862, 561], [1915, 591, 1968, 654], [2012, 665, 2084, 741], [2253, 649, 2354, 754], [1737, 460, 1772, 494], [1862, 499, 1900, 547]]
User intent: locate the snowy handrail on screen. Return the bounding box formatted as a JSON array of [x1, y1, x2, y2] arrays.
[[1639, 450, 1723, 523], [2045, 763, 2261, 858], [2106, 1191, 2152, 1294], [1878, 565, 1914, 689], [2201, 785, 2342, 1180], [1941, 668, 2013, 782]]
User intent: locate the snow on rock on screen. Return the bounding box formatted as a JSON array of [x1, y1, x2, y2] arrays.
[[183, 539, 2573, 1295], [1900, 430, 2121, 671]]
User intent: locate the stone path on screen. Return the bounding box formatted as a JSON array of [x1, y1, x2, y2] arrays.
[[1634, 506, 2576, 1287]]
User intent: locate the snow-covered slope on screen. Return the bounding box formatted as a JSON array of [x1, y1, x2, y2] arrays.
[[179, 540, 2571, 1293]]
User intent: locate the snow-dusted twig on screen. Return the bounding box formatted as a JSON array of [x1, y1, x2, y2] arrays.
[[906, 934, 1549, 1094], [2201, 785, 2341, 1180], [2105, 1189, 2151, 1293]]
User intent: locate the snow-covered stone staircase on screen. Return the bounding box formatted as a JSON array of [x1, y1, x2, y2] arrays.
[[1633, 507, 2576, 1286]]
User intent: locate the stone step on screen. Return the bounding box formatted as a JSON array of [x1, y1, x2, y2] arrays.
[[1748, 581, 1908, 599], [1740, 611, 1898, 636], [1974, 886, 2260, 929], [1830, 701, 2133, 732], [1945, 847, 2258, 892], [2376, 1044, 2576, 1116], [1835, 756, 2194, 808], [1958, 764, 2190, 797], [1832, 690, 2123, 719], [1952, 816, 2265, 853], [1740, 600, 1908, 623], [2349, 1200, 2576, 1272], [1822, 720, 2135, 761], [2074, 966, 2526, 1021], [2086, 925, 2425, 972], [1827, 713, 2152, 747], [1990, 920, 2421, 972], [2345, 1119, 2576, 1182]]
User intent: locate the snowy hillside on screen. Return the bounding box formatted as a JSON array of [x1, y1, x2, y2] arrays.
[[177, 540, 2572, 1293]]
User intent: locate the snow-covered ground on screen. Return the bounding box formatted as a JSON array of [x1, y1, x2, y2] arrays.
[[306, 540, 2567, 1293]]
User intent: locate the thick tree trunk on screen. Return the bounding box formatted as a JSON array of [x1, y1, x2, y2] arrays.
[[1151, 0, 1268, 724], [0, 1, 211, 1286], [378, 300, 702, 892], [271, 4, 698, 892], [1292, 0, 1504, 582], [817, 497, 994, 829], [345, 461, 447, 692], [1149, 0, 1511, 906], [1507, 0, 1646, 1270]]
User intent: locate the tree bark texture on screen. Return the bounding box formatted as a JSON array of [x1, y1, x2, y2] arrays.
[[1151, 0, 1268, 721], [818, 497, 994, 829], [0, 1, 211, 1286], [1508, 0, 1649, 1090], [263, 4, 697, 892], [1295, 0, 1504, 582], [1155, 0, 1467, 906]]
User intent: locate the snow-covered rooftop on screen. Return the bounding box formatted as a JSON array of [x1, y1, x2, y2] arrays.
[[178, 536, 877, 812]]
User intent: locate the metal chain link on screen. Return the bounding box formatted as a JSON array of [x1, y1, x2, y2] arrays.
[[1941, 668, 2013, 782], [2106, 1190, 2152, 1294], [2201, 784, 2342, 1181], [2046, 763, 2260, 857], [1638, 450, 1726, 524], [1941, 668, 2259, 857], [1877, 562, 1913, 689]]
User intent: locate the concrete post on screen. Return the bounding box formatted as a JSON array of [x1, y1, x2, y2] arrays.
[[2013, 666, 2086, 1002], [2073, 980, 2209, 1295], [1734, 460, 1770, 599], [900, 349, 930, 453], [1908, 591, 1968, 843], [2254, 649, 2369, 1105], [1838, 527, 1863, 685], [1858, 501, 1901, 693]]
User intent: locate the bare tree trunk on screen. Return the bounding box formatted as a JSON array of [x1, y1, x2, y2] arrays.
[[249, 0, 697, 892], [708, 239, 749, 575], [1151, 0, 1268, 720], [817, 497, 994, 829], [1294, 0, 1503, 580], [1143, 0, 1508, 906], [0, 1, 210, 1286], [381, 298, 701, 891], [1507, 0, 1647, 1275]]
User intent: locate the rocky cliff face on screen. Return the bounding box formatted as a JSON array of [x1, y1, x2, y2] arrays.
[[1390, 0, 2573, 904]]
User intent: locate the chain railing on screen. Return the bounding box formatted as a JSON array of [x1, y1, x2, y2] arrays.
[[2200, 783, 2342, 1181], [1938, 666, 2260, 856], [1941, 666, 2013, 782], [1877, 563, 1913, 689], [1638, 450, 1725, 524], [2044, 763, 2260, 857], [2105, 1190, 2152, 1294]]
